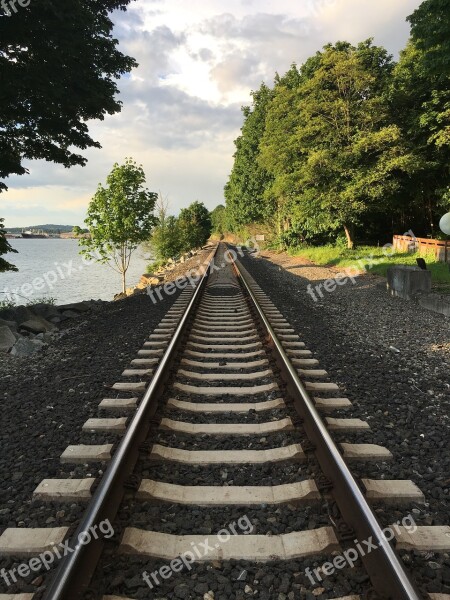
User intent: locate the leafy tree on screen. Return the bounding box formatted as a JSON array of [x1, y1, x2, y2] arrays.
[[150, 216, 183, 261], [224, 83, 274, 229], [210, 205, 227, 235], [148, 194, 183, 261], [0, 218, 18, 273], [407, 0, 450, 77], [260, 41, 416, 248], [258, 64, 306, 238], [390, 40, 450, 235], [75, 159, 158, 293], [178, 201, 212, 251], [406, 0, 450, 158], [0, 0, 137, 192]]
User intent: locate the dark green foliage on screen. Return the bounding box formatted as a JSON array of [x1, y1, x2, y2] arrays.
[[0, 218, 18, 273], [150, 201, 212, 262], [210, 205, 227, 235], [0, 0, 137, 191], [408, 0, 450, 77], [224, 83, 274, 230], [178, 201, 212, 250], [224, 0, 450, 247], [260, 41, 416, 248], [390, 41, 450, 235], [150, 216, 184, 261]]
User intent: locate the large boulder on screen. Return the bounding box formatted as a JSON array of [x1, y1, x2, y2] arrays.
[[0, 305, 34, 325], [20, 316, 57, 334], [10, 337, 44, 357], [140, 274, 161, 287], [0, 318, 17, 331], [0, 326, 16, 352], [30, 303, 61, 320]]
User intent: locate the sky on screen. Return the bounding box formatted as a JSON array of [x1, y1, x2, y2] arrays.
[[2, 0, 423, 228]]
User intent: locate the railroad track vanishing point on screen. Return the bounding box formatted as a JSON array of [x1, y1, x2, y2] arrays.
[[0, 243, 448, 600]]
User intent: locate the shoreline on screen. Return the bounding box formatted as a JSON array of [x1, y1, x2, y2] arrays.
[[0, 246, 214, 359]]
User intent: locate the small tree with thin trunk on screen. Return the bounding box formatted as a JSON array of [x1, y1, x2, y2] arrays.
[[75, 159, 157, 293]]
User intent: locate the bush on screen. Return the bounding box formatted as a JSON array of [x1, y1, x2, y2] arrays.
[[150, 215, 183, 261], [26, 296, 57, 306], [146, 259, 168, 274], [0, 298, 16, 311], [178, 201, 212, 251]]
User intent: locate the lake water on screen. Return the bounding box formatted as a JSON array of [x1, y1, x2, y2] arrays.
[[1, 239, 152, 305]]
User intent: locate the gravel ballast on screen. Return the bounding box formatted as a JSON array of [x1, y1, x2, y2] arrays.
[[1, 245, 448, 599], [237, 248, 450, 597], [0, 289, 183, 593]]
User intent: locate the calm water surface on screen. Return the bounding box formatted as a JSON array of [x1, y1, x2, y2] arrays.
[[1, 239, 152, 304]]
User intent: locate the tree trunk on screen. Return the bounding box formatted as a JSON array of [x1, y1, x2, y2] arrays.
[[343, 224, 354, 249], [122, 270, 126, 294]]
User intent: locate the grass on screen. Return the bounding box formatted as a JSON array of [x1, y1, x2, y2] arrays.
[[146, 259, 169, 274], [0, 295, 57, 312], [289, 244, 450, 289], [26, 296, 57, 306]]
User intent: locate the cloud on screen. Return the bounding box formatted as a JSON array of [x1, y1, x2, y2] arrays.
[[317, 0, 420, 54], [2, 0, 422, 227]]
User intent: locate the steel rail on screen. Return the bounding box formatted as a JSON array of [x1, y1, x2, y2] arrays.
[[231, 251, 423, 600], [42, 246, 218, 600]]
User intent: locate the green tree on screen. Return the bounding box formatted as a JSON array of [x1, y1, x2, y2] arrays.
[[0, 0, 137, 192], [150, 216, 183, 261], [407, 0, 450, 77], [390, 40, 450, 235], [210, 205, 227, 236], [224, 82, 274, 230], [258, 64, 306, 238], [261, 41, 416, 248], [178, 201, 212, 251], [0, 218, 18, 273], [75, 159, 157, 293], [406, 0, 450, 156]]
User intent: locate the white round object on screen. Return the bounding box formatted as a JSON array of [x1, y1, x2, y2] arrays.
[[439, 212, 450, 235]]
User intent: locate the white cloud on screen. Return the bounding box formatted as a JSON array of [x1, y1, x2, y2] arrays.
[[2, 0, 422, 227]]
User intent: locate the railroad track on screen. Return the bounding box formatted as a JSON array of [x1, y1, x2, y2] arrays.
[[0, 243, 448, 600]]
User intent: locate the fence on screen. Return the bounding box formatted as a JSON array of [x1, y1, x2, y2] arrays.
[[393, 235, 450, 263]]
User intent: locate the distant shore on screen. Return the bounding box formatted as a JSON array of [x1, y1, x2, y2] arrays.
[[5, 233, 90, 239]]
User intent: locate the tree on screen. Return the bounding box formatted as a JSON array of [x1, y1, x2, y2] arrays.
[[260, 41, 416, 248], [0, 0, 137, 192], [210, 205, 227, 236], [390, 40, 450, 235], [406, 1, 450, 161], [75, 159, 157, 293], [0, 218, 18, 273], [407, 0, 450, 77], [149, 193, 184, 261], [258, 64, 306, 238], [224, 83, 274, 229], [151, 215, 184, 260], [178, 201, 212, 251]]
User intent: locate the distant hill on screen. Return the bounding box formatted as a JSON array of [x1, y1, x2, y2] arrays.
[[6, 224, 77, 234]]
